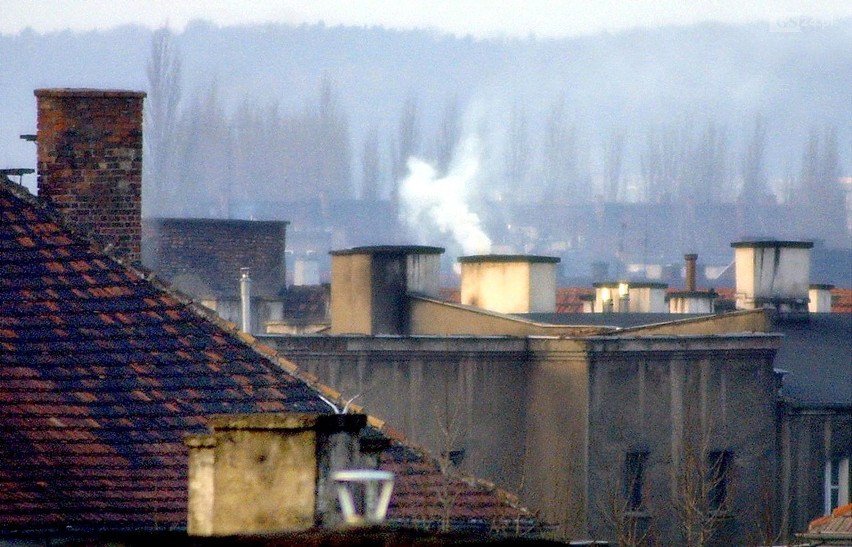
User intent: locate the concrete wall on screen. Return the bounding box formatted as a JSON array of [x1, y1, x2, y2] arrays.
[[460, 256, 558, 314], [523, 338, 590, 537], [669, 293, 716, 314], [781, 410, 852, 535], [186, 413, 371, 536], [584, 335, 781, 545], [627, 285, 667, 313], [409, 296, 607, 337], [620, 309, 770, 336], [329, 247, 443, 335], [267, 335, 531, 494], [267, 330, 783, 544], [329, 252, 374, 334]]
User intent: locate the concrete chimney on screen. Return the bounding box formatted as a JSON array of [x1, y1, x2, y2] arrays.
[[593, 281, 667, 313], [329, 245, 444, 335], [808, 284, 834, 313], [35, 89, 145, 264], [459, 254, 560, 314], [732, 240, 814, 312], [684, 253, 698, 292], [185, 413, 381, 536]]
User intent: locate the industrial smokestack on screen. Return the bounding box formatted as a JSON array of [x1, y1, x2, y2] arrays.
[[240, 267, 252, 333], [684, 253, 698, 292]]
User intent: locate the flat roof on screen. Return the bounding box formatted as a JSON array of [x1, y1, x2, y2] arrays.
[[35, 88, 146, 98], [516, 312, 712, 327], [731, 240, 814, 249], [458, 254, 560, 264], [330, 245, 445, 256]]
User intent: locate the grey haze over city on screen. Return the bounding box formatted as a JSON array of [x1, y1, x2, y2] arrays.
[[1, 1, 850, 282]]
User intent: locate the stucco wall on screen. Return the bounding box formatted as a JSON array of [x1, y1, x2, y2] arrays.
[[585, 336, 781, 545]]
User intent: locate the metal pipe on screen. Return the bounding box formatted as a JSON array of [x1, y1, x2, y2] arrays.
[[684, 253, 698, 292], [240, 267, 251, 333]]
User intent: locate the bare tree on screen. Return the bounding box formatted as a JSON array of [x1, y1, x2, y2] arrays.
[[504, 103, 530, 203], [738, 114, 771, 236], [670, 425, 733, 547], [541, 99, 580, 204], [390, 94, 420, 222], [434, 94, 460, 175], [796, 126, 847, 245], [361, 126, 381, 201], [604, 131, 626, 201], [144, 27, 182, 215]]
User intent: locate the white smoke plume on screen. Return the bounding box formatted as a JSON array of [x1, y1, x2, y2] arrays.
[[398, 135, 492, 255]]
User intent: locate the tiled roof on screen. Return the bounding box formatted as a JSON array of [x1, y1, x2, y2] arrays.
[[833, 288, 852, 313], [801, 503, 852, 542], [0, 178, 538, 536]]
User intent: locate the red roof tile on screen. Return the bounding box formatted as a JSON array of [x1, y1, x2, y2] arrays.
[[0, 178, 541, 536]]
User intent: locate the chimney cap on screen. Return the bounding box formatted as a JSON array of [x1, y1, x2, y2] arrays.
[[458, 254, 560, 264], [35, 88, 146, 99], [330, 245, 444, 257], [731, 240, 814, 249], [809, 283, 834, 290], [593, 281, 667, 289]]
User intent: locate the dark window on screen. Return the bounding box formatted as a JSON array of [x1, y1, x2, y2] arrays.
[[707, 450, 733, 511], [624, 451, 649, 511]]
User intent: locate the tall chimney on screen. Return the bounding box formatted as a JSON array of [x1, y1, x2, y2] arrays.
[[684, 253, 698, 292], [329, 245, 444, 335], [35, 88, 145, 264]]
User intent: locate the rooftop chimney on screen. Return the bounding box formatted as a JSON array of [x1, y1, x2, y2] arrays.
[[732, 240, 814, 312], [666, 253, 717, 313], [592, 281, 668, 313], [808, 284, 834, 313], [329, 245, 444, 334], [185, 413, 383, 536], [35, 89, 145, 264], [459, 254, 560, 314]]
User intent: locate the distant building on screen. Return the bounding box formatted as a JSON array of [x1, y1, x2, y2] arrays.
[[261, 243, 850, 544]]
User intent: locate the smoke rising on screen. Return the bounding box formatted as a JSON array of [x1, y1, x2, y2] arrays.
[[398, 134, 492, 255]]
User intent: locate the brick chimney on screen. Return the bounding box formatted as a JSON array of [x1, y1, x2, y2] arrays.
[[35, 88, 145, 264]]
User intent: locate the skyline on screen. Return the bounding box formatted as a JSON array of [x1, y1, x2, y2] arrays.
[[3, 0, 852, 38]]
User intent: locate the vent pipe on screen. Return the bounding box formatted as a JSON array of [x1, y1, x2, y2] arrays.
[[684, 254, 698, 292], [240, 267, 252, 333]]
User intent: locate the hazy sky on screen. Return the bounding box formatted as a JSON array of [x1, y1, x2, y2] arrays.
[[3, 0, 851, 37]]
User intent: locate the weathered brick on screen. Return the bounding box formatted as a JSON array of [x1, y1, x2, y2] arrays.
[[35, 88, 146, 264]]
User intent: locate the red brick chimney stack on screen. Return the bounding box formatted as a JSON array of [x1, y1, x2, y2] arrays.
[[35, 88, 146, 264]]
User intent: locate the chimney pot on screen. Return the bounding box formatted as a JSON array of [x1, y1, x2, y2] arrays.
[[684, 253, 698, 292]]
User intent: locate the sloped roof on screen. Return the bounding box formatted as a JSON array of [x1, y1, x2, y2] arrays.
[[0, 178, 537, 536], [773, 313, 852, 407], [799, 503, 852, 544]]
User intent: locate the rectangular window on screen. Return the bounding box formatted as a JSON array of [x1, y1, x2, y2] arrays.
[[825, 457, 851, 515], [624, 451, 648, 511], [707, 450, 733, 511]]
